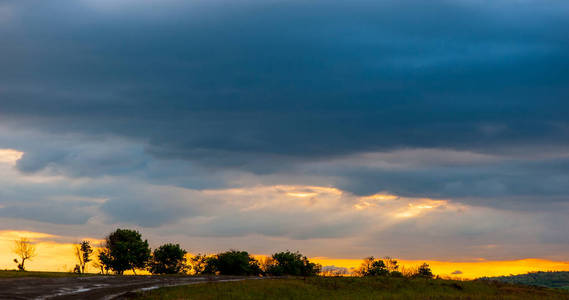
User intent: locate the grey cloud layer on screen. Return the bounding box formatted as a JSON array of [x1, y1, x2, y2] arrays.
[[0, 0, 568, 258]]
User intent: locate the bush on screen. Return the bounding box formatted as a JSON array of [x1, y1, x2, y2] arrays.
[[416, 263, 434, 279], [390, 271, 404, 277]]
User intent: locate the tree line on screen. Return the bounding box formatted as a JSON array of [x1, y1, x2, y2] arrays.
[[93, 228, 321, 276], [12, 228, 433, 278], [354, 256, 433, 278]]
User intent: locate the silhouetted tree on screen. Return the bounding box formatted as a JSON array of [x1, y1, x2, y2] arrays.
[[416, 263, 434, 279], [357, 256, 389, 276], [100, 229, 151, 275], [265, 251, 321, 276], [204, 250, 262, 276], [97, 248, 112, 275], [12, 238, 37, 271], [190, 254, 218, 275], [148, 243, 188, 274], [74, 241, 93, 274], [369, 260, 389, 276], [356, 256, 374, 276]]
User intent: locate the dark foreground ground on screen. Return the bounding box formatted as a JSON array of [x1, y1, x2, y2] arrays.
[[2, 274, 569, 300], [132, 277, 569, 300], [0, 274, 255, 300]]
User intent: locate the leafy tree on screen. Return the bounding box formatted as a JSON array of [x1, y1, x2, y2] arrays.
[[416, 263, 434, 279], [100, 229, 151, 275], [205, 250, 262, 276], [74, 241, 93, 274], [357, 256, 389, 276], [265, 251, 320, 276], [12, 238, 37, 271], [369, 259, 389, 276], [148, 243, 188, 274]]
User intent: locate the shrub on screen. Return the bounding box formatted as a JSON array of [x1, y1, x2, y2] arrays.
[[416, 263, 434, 279]]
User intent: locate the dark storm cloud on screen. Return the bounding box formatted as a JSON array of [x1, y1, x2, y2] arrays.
[[325, 156, 569, 204], [1, 0, 568, 166]]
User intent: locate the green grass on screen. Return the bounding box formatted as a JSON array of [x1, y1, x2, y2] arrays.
[[134, 277, 569, 300], [0, 270, 89, 278]]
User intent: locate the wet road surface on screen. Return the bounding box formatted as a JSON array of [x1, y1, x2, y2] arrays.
[[0, 275, 254, 299]]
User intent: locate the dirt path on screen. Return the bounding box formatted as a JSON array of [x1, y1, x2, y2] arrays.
[[0, 275, 255, 299]]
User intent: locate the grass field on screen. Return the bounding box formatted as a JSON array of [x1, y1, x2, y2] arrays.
[[133, 277, 569, 299]]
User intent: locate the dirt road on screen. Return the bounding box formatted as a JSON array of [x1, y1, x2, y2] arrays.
[[0, 275, 253, 299]]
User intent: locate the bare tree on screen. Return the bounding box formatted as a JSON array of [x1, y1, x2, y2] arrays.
[[383, 256, 399, 273], [74, 241, 93, 274], [12, 238, 37, 271]]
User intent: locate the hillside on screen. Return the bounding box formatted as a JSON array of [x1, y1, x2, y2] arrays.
[[482, 271, 569, 290]]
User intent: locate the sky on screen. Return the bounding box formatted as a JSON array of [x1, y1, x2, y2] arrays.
[[0, 0, 568, 276]]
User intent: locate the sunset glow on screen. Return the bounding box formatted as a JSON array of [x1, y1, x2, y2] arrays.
[[311, 257, 569, 279], [1, 229, 568, 278]]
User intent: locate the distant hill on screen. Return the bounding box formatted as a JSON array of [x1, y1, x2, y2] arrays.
[[481, 271, 569, 290]]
